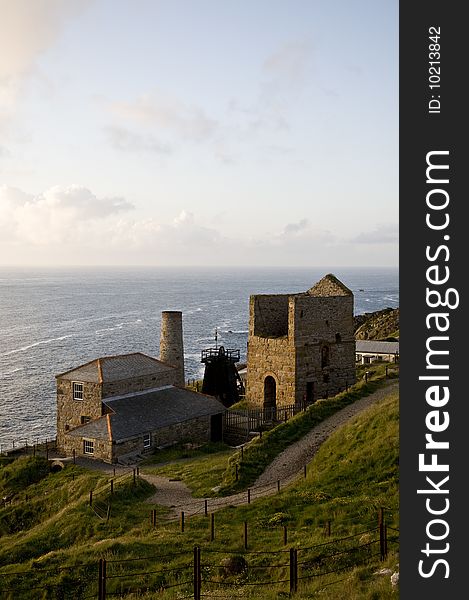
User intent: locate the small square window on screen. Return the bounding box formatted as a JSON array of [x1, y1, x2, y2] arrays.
[[81, 416, 91, 424], [143, 433, 151, 449], [83, 440, 94, 455], [73, 382, 84, 401]]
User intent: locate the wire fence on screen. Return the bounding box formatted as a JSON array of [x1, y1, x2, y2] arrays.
[[0, 513, 399, 599]]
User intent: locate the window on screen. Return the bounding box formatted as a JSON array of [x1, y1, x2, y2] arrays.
[[73, 382, 84, 401], [335, 333, 342, 343], [83, 440, 94, 455], [143, 433, 151, 449], [81, 416, 91, 424]]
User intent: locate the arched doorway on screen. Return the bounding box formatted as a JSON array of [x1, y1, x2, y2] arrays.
[[264, 376, 277, 420]]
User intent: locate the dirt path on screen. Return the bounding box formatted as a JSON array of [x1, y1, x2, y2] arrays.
[[141, 381, 398, 517]]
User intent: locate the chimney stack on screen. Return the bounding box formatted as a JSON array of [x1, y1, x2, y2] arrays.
[[159, 311, 185, 386]]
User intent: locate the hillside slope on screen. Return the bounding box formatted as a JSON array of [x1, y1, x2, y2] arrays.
[[354, 307, 399, 340]]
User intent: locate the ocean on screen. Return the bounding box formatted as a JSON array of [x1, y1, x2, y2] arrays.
[[0, 266, 398, 449]]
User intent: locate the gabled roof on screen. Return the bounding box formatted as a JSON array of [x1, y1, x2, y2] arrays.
[[56, 352, 176, 383], [355, 340, 399, 354], [66, 385, 226, 442], [307, 274, 353, 297]]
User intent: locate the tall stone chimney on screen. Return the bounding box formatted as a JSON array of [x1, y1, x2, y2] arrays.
[[159, 311, 185, 386]]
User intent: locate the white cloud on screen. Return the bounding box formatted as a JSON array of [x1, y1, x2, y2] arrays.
[[0, 185, 133, 245], [352, 223, 399, 244], [0, 186, 397, 267], [105, 126, 171, 155], [0, 0, 92, 129], [108, 93, 219, 143]]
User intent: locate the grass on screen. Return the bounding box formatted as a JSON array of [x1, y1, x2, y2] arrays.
[[0, 376, 399, 599], [141, 443, 235, 497], [219, 364, 397, 494]]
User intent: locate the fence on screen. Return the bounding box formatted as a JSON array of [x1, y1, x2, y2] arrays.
[[0, 514, 398, 599], [0, 437, 57, 459], [223, 403, 307, 443]]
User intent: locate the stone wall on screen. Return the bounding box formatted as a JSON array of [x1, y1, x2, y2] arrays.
[[250, 295, 290, 338], [56, 379, 103, 451], [101, 370, 177, 398], [61, 429, 113, 463], [246, 336, 296, 407], [113, 415, 212, 462]]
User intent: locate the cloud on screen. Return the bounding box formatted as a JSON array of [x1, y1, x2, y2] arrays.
[[108, 93, 219, 143], [105, 126, 171, 155], [351, 223, 399, 244], [0, 186, 397, 267], [0, 0, 93, 129], [283, 218, 309, 235], [0, 184, 133, 244], [262, 41, 312, 86]]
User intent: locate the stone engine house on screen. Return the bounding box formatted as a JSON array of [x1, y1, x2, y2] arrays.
[[246, 274, 356, 409]]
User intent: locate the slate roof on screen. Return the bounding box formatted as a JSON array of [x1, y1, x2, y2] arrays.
[[355, 340, 399, 354], [56, 352, 176, 383], [66, 385, 226, 442]]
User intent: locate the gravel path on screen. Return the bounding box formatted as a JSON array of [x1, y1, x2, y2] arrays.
[[141, 381, 398, 517]]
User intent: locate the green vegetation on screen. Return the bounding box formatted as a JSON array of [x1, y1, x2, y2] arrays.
[[354, 307, 399, 340], [0, 383, 399, 599], [142, 442, 235, 497], [219, 364, 396, 494]]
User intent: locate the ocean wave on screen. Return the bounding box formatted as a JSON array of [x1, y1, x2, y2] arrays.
[[0, 367, 23, 379], [95, 319, 142, 334], [2, 335, 74, 356]]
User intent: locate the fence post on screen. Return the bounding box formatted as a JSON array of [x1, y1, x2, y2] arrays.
[[210, 513, 215, 541], [89, 490, 93, 506], [193, 546, 201, 600], [106, 504, 111, 522], [98, 558, 107, 600], [289, 548, 298, 593], [244, 521, 248, 550], [241, 445, 244, 460], [110, 480, 114, 495], [385, 365, 389, 377], [379, 507, 386, 560], [247, 488, 251, 504], [180, 511, 185, 533], [283, 525, 288, 546], [136, 467, 139, 478], [384, 523, 388, 558], [277, 479, 281, 493], [304, 465, 307, 478], [98, 559, 103, 600]]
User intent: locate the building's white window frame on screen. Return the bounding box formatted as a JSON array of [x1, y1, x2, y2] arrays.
[[73, 381, 84, 401], [83, 439, 94, 455], [143, 433, 151, 449]]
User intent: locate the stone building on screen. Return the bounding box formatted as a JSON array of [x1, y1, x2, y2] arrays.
[[246, 274, 356, 409], [55, 312, 225, 463]]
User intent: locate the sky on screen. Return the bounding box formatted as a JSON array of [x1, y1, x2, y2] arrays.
[[0, 0, 398, 267]]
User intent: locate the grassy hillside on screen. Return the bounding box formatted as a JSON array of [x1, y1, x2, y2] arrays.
[[354, 307, 399, 340], [0, 387, 399, 599]]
